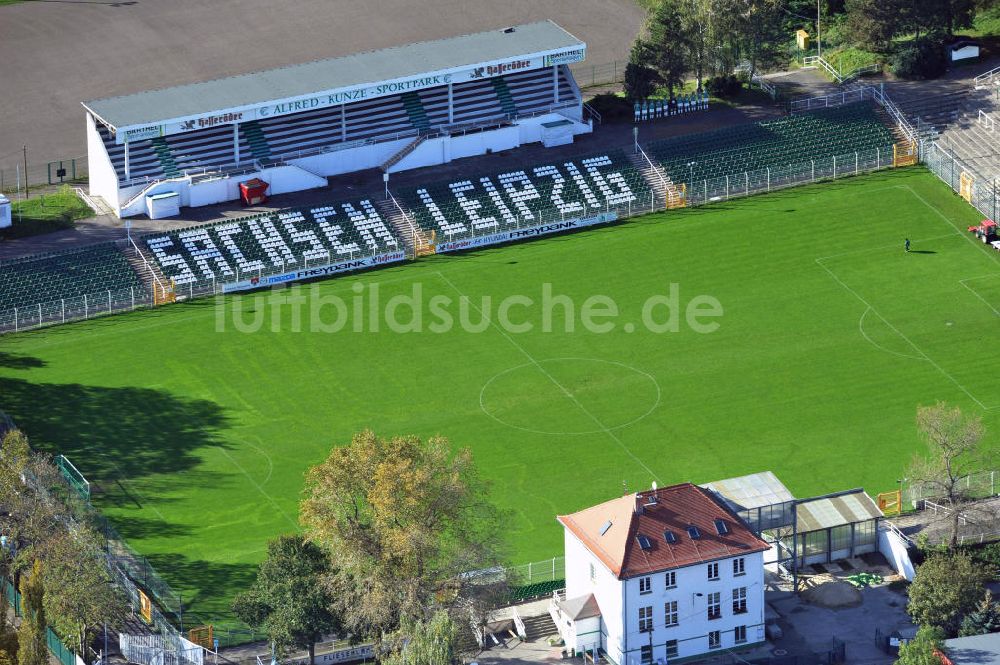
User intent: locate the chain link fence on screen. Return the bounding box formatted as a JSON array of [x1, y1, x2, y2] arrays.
[[922, 141, 1000, 222], [905, 468, 1000, 506]]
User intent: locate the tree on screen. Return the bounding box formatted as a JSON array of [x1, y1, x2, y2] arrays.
[[624, 38, 659, 101], [17, 561, 46, 665], [845, 0, 902, 51], [232, 535, 341, 664], [908, 552, 987, 635], [896, 626, 946, 665], [300, 431, 505, 642], [646, 0, 691, 97], [958, 591, 1000, 637], [38, 530, 125, 656], [679, 0, 712, 91], [907, 402, 992, 548], [383, 612, 455, 665]]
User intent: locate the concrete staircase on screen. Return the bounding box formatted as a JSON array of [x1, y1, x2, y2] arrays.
[[120, 240, 174, 304], [627, 150, 685, 208], [935, 88, 1000, 181], [890, 89, 971, 134], [375, 196, 434, 257], [380, 134, 429, 173], [519, 612, 558, 642]]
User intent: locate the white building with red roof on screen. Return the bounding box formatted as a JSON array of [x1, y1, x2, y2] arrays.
[[552, 482, 771, 664]]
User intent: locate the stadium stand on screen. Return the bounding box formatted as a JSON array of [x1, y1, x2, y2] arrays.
[[394, 149, 652, 241], [647, 102, 895, 186], [0, 243, 147, 313], [144, 199, 402, 286], [96, 67, 581, 183]]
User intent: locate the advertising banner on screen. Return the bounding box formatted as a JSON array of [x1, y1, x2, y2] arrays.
[[435, 211, 617, 253], [115, 45, 586, 143], [221, 250, 406, 293]]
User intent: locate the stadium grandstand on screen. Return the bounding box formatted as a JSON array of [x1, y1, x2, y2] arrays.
[[82, 21, 592, 219], [2, 87, 921, 334]]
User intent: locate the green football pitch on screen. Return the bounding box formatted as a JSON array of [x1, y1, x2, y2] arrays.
[[0, 167, 998, 628]]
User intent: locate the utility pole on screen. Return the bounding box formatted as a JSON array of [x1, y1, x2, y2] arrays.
[[22, 145, 28, 198]]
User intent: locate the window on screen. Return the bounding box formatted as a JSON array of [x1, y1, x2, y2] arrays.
[[707, 562, 720, 580], [665, 571, 677, 589], [855, 520, 877, 547], [708, 630, 721, 650], [733, 557, 745, 576], [664, 600, 678, 627], [830, 524, 852, 552], [735, 625, 747, 644], [707, 591, 721, 620], [799, 530, 827, 557], [589, 562, 596, 582], [639, 576, 651, 594], [665, 640, 678, 659], [732, 587, 747, 614], [638, 606, 653, 632], [640, 645, 652, 664]]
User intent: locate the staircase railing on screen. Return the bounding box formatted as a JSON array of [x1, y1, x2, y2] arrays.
[[128, 234, 167, 300], [974, 65, 1000, 89], [387, 192, 425, 256], [979, 109, 997, 133], [871, 86, 917, 143], [803, 55, 844, 83]]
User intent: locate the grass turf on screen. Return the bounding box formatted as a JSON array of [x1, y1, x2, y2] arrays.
[[0, 167, 997, 630], [1, 187, 92, 240]]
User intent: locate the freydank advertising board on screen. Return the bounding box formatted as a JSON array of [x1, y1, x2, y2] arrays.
[[221, 250, 406, 293], [435, 211, 618, 253]]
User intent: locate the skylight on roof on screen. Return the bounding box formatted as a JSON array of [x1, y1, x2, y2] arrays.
[[599, 520, 612, 536], [714, 518, 730, 535], [687, 525, 701, 539], [636, 535, 653, 551], [663, 530, 677, 544]]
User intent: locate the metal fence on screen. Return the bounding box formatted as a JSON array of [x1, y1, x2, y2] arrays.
[[922, 141, 1000, 221], [0, 281, 153, 334], [570, 60, 625, 88], [505, 556, 565, 584], [678, 144, 895, 208], [3, 578, 79, 665], [0, 155, 88, 195], [905, 468, 1000, 506]]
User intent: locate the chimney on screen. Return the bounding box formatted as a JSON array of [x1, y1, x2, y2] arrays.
[[634, 494, 644, 514]]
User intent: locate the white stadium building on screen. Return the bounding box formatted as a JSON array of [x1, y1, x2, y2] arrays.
[[82, 21, 594, 219]]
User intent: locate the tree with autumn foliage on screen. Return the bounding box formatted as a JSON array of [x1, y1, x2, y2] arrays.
[[300, 430, 506, 643]]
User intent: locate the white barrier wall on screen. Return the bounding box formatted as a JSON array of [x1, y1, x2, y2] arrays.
[[878, 527, 916, 581], [86, 114, 122, 209]]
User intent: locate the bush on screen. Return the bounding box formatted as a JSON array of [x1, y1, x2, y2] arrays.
[[587, 93, 634, 121], [705, 75, 743, 98], [891, 36, 947, 79]]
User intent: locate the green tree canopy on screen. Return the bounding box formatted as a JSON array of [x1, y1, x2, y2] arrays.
[[908, 552, 987, 635], [233, 535, 342, 664]]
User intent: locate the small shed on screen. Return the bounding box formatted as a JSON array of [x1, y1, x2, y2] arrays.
[[796, 29, 810, 51], [795, 489, 883, 566], [949, 40, 980, 63]]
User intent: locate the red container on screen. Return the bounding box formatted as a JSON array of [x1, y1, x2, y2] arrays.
[[239, 178, 269, 206]]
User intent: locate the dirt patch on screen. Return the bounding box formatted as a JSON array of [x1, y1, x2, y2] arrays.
[[801, 575, 863, 608]]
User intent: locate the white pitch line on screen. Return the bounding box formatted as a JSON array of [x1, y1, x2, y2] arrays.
[[815, 259, 989, 410], [899, 184, 1000, 264], [959, 277, 1000, 317], [435, 271, 661, 482], [814, 232, 961, 264], [216, 446, 299, 530]]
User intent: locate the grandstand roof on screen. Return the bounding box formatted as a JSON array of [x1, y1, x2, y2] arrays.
[[82, 21, 584, 137]]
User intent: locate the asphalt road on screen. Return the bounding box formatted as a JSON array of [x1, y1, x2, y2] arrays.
[[0, 0, 644, 172]]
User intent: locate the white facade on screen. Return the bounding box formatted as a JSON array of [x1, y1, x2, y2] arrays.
[[557, 529, 766, 664]]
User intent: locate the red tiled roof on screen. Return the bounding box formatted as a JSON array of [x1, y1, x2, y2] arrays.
[[557, 483, 770, 579]]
